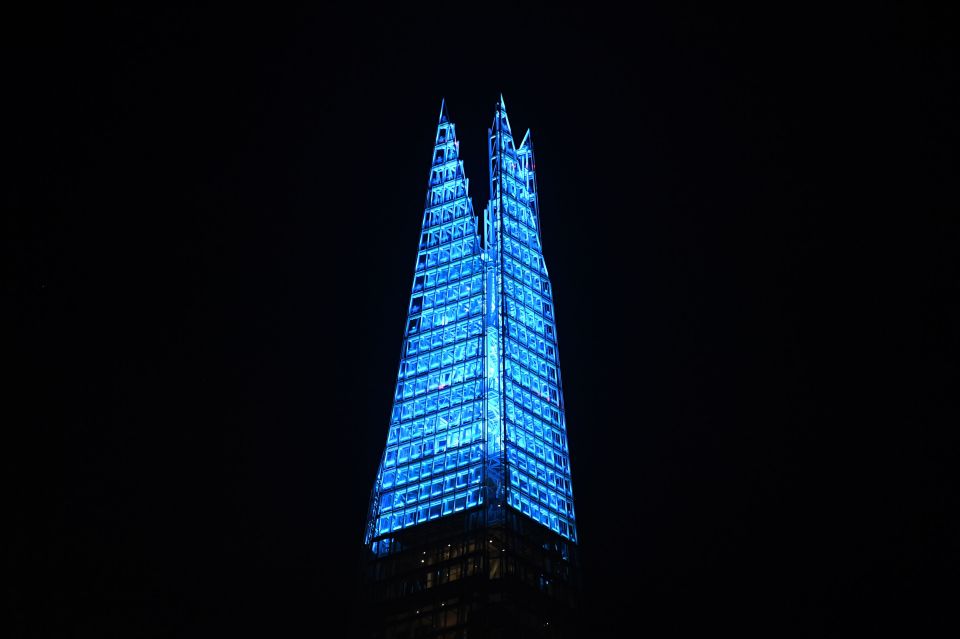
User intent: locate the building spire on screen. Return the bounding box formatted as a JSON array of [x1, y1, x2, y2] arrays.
[[367, 99, 576, 548], [519, 128, 533, 152], [492, 93, 513, 136], [438, 97, 449, 124]]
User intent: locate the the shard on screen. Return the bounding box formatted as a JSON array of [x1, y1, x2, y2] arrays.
[[363, 98, 580, 638]]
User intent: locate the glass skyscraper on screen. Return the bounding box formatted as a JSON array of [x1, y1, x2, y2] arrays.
[[363, 98, 580, 639]]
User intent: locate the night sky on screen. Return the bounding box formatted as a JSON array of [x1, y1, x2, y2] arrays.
[[10, 4, 958, 637]]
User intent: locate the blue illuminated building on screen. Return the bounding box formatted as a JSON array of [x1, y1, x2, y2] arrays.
[[362, 98, 581, 638], [366, 97, 576, 547]]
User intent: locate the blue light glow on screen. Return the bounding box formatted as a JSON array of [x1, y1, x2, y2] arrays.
[[365, 97, 576, 545]]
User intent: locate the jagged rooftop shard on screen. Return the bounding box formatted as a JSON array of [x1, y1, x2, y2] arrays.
[[486, 97, 575, 541], [365, 97, 577, 548]]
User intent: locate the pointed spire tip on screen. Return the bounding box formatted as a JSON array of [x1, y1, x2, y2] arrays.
[[520, 128, 532, 149], [493, 93, 512, 134], [438, 97, 449, 123]]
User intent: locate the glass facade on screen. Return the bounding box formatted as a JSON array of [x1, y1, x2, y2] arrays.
[[366, 98, 576, 546], [489, 102, 576, 543]]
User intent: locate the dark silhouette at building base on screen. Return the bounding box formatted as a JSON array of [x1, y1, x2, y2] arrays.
[[363, 508, 580, 638]]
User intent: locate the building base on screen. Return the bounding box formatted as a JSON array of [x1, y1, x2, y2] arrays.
[[362, 507, 580, 638]]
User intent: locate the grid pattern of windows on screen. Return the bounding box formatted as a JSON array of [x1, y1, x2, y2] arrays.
[[371, 104, 486, 539], [367, 99, 577, 545], [490, 104, 576, 542]]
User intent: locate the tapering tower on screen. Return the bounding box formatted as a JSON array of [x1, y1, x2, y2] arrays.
[[363, 98, 579, 639]]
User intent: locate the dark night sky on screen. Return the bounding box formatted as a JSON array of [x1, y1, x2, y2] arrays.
[[9, 4, 959, 637]]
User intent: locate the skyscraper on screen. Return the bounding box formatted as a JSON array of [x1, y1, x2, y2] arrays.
[[363, 98, 579, 639]]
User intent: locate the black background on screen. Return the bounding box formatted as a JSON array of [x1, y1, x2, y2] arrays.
[[9, 3, 958, 637]]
